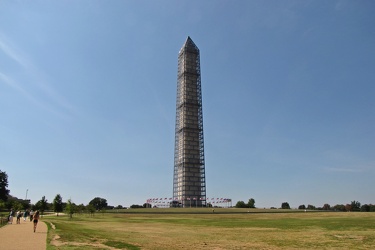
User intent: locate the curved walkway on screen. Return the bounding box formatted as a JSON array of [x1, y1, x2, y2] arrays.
[[0, 219, 47, 250]]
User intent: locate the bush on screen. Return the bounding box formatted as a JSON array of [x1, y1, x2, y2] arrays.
[[235, 201, 247, 208], [130, 204, 143, 209], [281, 202, 290, 209]]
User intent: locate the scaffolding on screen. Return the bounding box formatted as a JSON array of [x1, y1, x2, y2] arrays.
[[173, 37, 206, 207]]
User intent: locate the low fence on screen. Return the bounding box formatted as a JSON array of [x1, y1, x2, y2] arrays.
[[0, 216, 8, 226]]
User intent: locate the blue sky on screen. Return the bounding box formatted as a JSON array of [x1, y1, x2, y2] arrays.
[[1, 0, 374, 208]]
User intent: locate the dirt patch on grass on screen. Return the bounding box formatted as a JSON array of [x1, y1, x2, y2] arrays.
[[50, 234, 136, 249], [50, 225, 141, 250], [333, 234, 365, 241], [51, 239, 113, 249]]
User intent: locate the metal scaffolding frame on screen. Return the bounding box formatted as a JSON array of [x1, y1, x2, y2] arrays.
[[173, 37, 206, 207]]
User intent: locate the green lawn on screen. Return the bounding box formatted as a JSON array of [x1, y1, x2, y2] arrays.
[[43, 209, 375, 249]]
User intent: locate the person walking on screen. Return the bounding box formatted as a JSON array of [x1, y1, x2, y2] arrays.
[[16, 211, 22, 224], [8, 209, 14, 224], [33, 210, 40, 232], [23, 210, 28, 222], [29, 210, 34, 222]]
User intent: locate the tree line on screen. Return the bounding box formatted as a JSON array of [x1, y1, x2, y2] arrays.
[[0, 169, 122, 217], [0, 193, 112, 219], [235, 198, 375, 212]]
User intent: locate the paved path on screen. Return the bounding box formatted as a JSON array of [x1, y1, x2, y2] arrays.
[[0, 219, 47, 250]]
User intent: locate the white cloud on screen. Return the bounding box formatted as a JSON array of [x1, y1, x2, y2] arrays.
[[325, 167, 362, 173], [0, 33, 75, 118], [0, 72, 38, 103], [324, 162, 375, 173], [0, 34, 30, 69]]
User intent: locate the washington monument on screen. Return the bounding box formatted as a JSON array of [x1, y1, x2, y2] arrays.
[[173, 37, 206, 207]]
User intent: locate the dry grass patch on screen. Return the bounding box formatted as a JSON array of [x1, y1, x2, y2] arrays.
[[45, 211, 375, 249]]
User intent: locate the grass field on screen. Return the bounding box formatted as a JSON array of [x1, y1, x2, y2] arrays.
[[43, 209, 375, 249]]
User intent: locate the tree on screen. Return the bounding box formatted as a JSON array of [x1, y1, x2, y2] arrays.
[[20, 199, 31, 210], [53, 194, 63, 216], [281, 202, 290, 209], [322, 204, 331, 210], [0, 170, 10, 201], [345, 204, 352, 212], [333, 204, 345, 212], [8, 198, 23, 211], [143, 203, 151, 208], [298, 205, 306, 210], [307, 204, 316, 210], [130, 204, 143, 208], [65, 199, 76, 219], [247, 198, 255, 208], [361, 204, 370, 212], [76, 203, 86, 214], [89, 197, 108, 210], [235, 201, 247, 208], [35, 196, 48, 215], [350, 201, 361, 211], [86, 204, 96, 216]]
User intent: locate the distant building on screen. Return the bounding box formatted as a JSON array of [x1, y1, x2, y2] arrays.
[[173, 37, 206, 207]]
